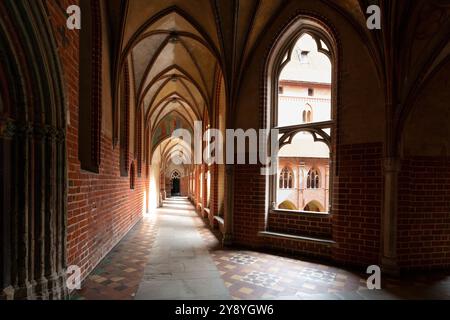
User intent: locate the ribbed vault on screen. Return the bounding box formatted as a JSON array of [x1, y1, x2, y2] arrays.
[[107, 0, 450, 202]]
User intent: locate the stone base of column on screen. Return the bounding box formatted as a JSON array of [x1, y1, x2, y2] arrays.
[[34, 277, 50, 300], [11, 281, 35, 300], [45, 272, 68, 300], [0, 286, 15, 300], [20, 272, 68, 300], [222, 233, 233, 247], [381, 256, 400, 276]]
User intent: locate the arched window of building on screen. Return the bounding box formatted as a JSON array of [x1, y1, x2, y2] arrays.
[[266, 16, 336, 214], [136, 108, 143, 177], [171, 171, 181, 180], [120, 62, 130, 177], [307, 168, 320, 189], [78, 0, 102, 173], [302, 104, 313, 123], [129, 162, 136, 190], [279, 167, 294, 189]]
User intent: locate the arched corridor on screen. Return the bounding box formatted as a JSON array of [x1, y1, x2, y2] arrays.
[[1, 0, 450, 302], [72, 197, 450, 300]]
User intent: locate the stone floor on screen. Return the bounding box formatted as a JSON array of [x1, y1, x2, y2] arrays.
[[72, 197, 450, 300]]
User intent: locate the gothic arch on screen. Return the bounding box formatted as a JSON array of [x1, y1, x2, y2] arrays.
[[0, 0, 67, 299], [278, 200, 298, 211], [264, 14, 338, 215], [304, 200, 325, 213]]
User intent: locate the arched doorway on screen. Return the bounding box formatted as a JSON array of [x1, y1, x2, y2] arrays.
[[170, 171, 181, 196], [0, 1, 68, 299]]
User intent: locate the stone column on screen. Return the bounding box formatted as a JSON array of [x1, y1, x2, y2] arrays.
[[1, 121, 68, 300], [1, 119, 15, 300], [382, 157, 401, 275], [14, 124, 33, 299]]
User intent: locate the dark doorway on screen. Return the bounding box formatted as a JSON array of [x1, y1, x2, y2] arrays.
[[171, 178, 180, 196]]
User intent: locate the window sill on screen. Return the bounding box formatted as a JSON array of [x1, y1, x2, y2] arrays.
[[258, 231, 335, 245], [214, 216, 224, 227], [270, 209, 331, 217]]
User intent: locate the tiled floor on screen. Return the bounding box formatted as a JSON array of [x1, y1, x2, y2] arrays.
[[73, 197, 450, 300], [134, 199, 231, 300], [71, 217, 157, 300]]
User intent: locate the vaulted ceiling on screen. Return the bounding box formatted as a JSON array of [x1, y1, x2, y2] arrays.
[[104, 0, 450, 160]]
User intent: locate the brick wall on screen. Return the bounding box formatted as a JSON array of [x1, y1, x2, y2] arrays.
[[398, 157, 450, 270], [233, 165, 266, 247], [332, 143, 383, 267], [268, 212, 332, 239], [47, 0, 146, 279], [232, 144, 383, 265], [262, 238, 332, 259]]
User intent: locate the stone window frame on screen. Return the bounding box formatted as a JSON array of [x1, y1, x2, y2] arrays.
[[264, 16, 338, 216]]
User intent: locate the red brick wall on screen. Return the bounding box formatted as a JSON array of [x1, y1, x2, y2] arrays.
[[46, 0, 146, 279], [232, 144, 383, 265], [268, 212, 332, 239], [398, 157, 450, 270], [332, 143, 383, 266], [263, 238, 332, 259], [233, 165, 266, 247]]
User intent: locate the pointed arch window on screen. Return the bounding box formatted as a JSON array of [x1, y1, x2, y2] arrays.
[[130, 162, 136, 190], [302, 104, 313, 123], [266, 18, 336, 215], [307, 168, 320, 189], [171, 171, 181, 180], [279, 167, 294, 189], [78, 0, 102, 173], [120, 62, 130, 177]]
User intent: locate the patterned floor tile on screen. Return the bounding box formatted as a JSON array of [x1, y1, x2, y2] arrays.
[[71, 215, 157, 300], [241, 271, 282, 289], [298, 267, 337, 284], [72, 198, 450, 301], [229, 254, 259, 265]]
